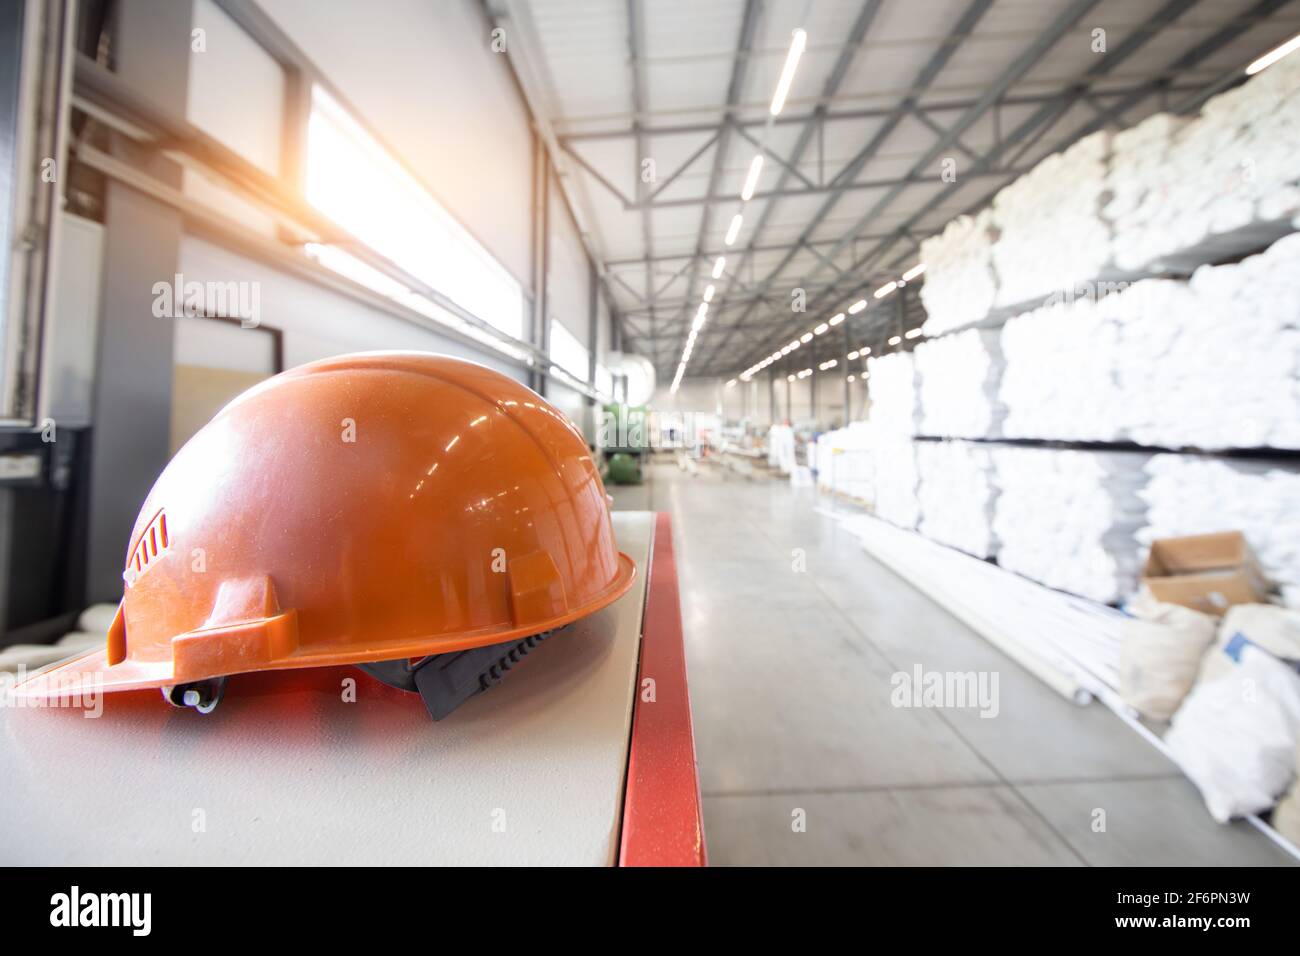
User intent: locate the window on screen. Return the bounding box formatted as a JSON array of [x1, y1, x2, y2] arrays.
[[304, 86, 525, 345], [549, 320, 589, 382]]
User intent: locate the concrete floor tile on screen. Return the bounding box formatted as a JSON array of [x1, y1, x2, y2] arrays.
[[684, 604, 997, 793], [703, 787, 1083, 866], [1016, 777, 1299, 866]]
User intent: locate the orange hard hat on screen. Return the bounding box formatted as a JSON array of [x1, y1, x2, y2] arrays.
[[16, 351, 636, 719]]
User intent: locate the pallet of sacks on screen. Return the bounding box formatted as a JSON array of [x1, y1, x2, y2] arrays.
[[814, 422, 876, 504]]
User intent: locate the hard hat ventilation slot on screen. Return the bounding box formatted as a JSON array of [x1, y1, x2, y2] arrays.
[[124, 509, 170, 587]]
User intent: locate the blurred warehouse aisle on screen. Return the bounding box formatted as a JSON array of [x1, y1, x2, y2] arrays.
[[612, 462, 1296, 867]]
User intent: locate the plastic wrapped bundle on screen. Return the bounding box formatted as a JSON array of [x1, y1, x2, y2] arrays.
[[992, 446, 1150, 604], [767, 424, 796, 474], [1138, 455, 1300, 608], [814, 422, 876, 502], [998, 297, 1129, 442], [865, 352, 917, 436], [990, 131, 1113, 307], [872, 436, 919, 530], [918, 210, 998, 336], [916, 440, 998, 558], [997, 238, 1300, 451], [914, 328, 1005, 439], [1117, 270, 1300, 451]]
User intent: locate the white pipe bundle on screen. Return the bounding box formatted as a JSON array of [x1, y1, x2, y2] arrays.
[[1138, 455, 1300, 609], [872, 436, 920, 530], [864, 352, 917, 436], [991, 446, 1151, 604], [916, 440, 998, 558], [917, 210, 998, 336], [1104, 50, 1300, 270], [990, 131, 1113, 307], [913, 328, 1005, 438]]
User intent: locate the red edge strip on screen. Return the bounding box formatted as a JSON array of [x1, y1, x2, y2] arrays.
[[619, 512, 707, 867]]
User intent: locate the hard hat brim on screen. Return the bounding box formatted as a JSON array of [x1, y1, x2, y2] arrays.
[[11, 552, 637, 702]]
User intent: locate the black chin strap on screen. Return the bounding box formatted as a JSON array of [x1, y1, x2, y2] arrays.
[[357, 630, 554, 720]]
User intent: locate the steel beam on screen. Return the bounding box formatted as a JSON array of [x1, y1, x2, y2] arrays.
[[700, 0, 997, 372], [663, 0, 763, 378], [792, 0, 1229, 340]]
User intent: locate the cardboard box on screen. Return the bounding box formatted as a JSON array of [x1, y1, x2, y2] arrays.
[[1142, 531, 1268, 614]]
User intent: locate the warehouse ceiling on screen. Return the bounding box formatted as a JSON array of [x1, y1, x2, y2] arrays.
[[491, 0, 1300, 382]]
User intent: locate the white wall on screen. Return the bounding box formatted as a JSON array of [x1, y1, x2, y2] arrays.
[[548, 177, 592, 354], [188, 0, 284, 174], [255, 0, 536, 287], [650, 379, 722, 415], [178, 236, 522, 377]]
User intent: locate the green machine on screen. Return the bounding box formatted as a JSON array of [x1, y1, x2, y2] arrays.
[[600, 403, 647, 485]]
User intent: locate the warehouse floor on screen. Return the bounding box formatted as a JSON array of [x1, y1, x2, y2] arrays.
[[610, 461, 1296, 867]]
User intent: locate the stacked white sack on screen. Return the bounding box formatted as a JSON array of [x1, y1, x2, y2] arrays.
[[865, 352, 918, 436], [1138, 455, 1300, 608], [992, 446, 1150, 604], [918, 210, 998, 336], [914, 328, 1005, 438], [916, 440, 998, 558], [990, 131, 1112, 307], [1104, 50, 1300, 271]]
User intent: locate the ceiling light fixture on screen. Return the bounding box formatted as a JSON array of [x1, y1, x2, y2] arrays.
[[770, 29, 807, 116], [741, 154, 764, 201], [1247, 32, 1300, 74], [725, 214, 743, 246]]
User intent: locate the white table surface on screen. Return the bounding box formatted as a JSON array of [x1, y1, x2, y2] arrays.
[[0, 512, 653, 866]]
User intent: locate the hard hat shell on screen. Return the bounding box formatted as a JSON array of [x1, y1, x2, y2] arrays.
[[16, 351, 636, 700]]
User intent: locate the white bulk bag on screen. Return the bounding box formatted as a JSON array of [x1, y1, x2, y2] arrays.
[[1166, 645, 1300, 822], [1119, 596, 1218, 721], [1199, 604, 1300, 685]]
